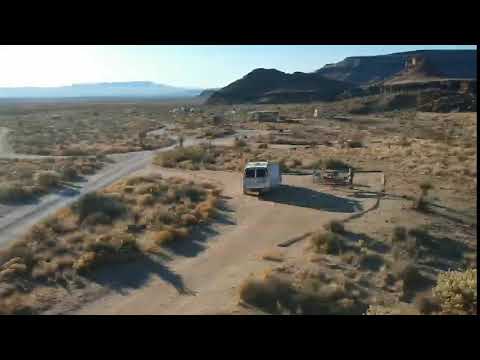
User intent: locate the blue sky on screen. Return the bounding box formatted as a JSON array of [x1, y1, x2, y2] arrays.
[[0, 45, 476, 89]]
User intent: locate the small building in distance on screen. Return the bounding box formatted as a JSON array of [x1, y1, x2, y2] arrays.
[[248, 110, 280, 122]]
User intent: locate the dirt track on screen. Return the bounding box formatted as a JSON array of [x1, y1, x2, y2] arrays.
[[68, 169, 382, 315]]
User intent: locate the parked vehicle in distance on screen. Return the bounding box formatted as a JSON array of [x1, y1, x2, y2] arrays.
[[243, 161, 282, 195]]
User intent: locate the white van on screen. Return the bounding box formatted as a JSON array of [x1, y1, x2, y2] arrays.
[[243, 161, 282, 195]]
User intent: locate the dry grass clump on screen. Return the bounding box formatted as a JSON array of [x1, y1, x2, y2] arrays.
[[0, 183, 38, 203], [0, 157, 107, 204], [392, 226, 407, 243], [323, 220, 345, 234], [366, 303, 421, 315], [2, 102, 174, 156], [239, 270, 365, 315], [414, 293, 441, 315], [239, 274, 295, 313], [390, 260, 425, 298], [413, 181, 434, 211], [0, 174, 221, 314], [433, 269, 476, 315], [154, 145, 215, 169], [154, 144, 254, 172], [34, 171, 61, 189], [310, 231, 346, 255], [233, 138, 247, 148]]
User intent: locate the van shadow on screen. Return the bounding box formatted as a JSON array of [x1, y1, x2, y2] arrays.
[[260, 185, 362, 213], [87, 255, 195, 296]]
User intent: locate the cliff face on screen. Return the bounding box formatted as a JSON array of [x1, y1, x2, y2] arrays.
[[206, 68, 353, 105], [316, 50, 476, 85]]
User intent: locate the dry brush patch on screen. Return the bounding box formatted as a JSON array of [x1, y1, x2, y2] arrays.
[[0, 174, 222, 314], [0, 157, 107, 204], [239, 216, 476, 315], [1, 102, 175, 156]]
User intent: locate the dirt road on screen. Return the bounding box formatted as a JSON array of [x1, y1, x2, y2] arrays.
[[69, 169, 382, 315]]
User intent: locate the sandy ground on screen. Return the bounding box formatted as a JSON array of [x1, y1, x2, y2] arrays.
[[67, 168, 381, 315]]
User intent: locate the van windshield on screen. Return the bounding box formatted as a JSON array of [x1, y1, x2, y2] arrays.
[[245, 169, 255, 178], [256, 168, 268, 177], [245, 168, 268, 178]]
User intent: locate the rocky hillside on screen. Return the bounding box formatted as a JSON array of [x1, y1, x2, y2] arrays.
[[206, 68, 353, 104], [316, 50, 476, 85]]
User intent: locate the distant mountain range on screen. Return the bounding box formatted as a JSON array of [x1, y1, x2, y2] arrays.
[[205, 49, 476, 104], [206, 68, 353, 104], [0, 81, 204, 99]]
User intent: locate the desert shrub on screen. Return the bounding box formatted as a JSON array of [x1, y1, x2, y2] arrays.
[[239, 275, 295, 313], [154, 145, 214, 168], [308, 159, 323, 169], [137, 194, 155, 206], [181, 213, 198, 226], [234, 138, 247, 148], [73, 193, 126, 223], [419, 181, 433, 196], [413, 181, 433, 211], [81, 212, 112, 226], [397, 135, 411, 147], [392, 226, 407, 243], [407, 226, 429, 241], [415, 293, 441, 315], [0, 183, 34, 203], [366, 303, 420, 315], [240, 272, 364, 315], [433, 269, 477, 315], [348, 140, 363, 148], [34, 171, 61, 188], [150, 230, 174, 245], [135, 183, 161, 195], [171, 227, 190, 239], [358, 253, 384, 271], [58, 165, 78, 181], [323, 220, 345, 234], [391, 261, 424, 295], [325, 159, 351, 170], [310, 231, 345, 255], [180, 184, 207, 203]]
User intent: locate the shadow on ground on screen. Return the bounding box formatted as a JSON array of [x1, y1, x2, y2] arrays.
[[88, 255, 195, 296], [164, 200, 235, 258], [260, 185, 362, 213], [164, 224, 224, 258], [413, 230, 474, 271]]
